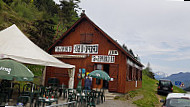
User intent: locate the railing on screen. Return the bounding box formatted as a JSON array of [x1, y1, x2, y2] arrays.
[[45, 101, 77, 107]]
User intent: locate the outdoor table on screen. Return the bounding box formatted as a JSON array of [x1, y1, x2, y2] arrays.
[[39, 97, 58, 107], [76, 92, 87, 105]]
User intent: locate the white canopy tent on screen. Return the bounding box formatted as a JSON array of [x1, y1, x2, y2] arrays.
[[0, 24, 75, 88]]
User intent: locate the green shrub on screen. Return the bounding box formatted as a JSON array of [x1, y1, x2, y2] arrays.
[[10, 0, 42, 20], [0, 0, 3, 10]]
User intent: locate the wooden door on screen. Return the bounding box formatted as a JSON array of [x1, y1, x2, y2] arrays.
[[108, 64, 118, 92]]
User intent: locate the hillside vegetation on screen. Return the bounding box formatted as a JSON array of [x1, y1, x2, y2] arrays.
[[0, 0, 81, 50], [0, 0, 81, 83]]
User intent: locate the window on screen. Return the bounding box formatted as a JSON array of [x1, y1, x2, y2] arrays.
[[136, 68, 138, 80], [80, 33, 93, 44], [94, 64, 103, 70], [140, 70, 142, 81], [128, 66, 133, 80]]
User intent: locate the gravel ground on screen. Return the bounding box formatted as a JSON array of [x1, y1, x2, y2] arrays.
[[96, 99, 137, 107]]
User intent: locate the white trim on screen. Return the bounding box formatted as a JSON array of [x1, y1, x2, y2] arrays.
[[52, 54, 87, 58]]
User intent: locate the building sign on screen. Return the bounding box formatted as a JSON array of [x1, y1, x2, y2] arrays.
[[108, 50, 119, 55], [91, 55, 115, 63], [175, 81, 181, 86], [73, 44, 98, 54], [55, 46, 72, 52]]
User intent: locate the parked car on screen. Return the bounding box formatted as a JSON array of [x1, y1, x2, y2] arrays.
[[157, 79, 173, 94], [160, 93, 190, 107]]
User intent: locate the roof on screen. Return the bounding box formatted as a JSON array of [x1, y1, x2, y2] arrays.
[[166, 93, 190, 100], [48, 14, 143, 67], [0, 24, 75, 68]]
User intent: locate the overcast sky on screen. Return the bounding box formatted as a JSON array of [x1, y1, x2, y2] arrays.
[[54, 0, 190, 75]]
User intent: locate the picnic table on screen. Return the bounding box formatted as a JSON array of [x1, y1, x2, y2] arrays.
[[36, 97, 58, 107]]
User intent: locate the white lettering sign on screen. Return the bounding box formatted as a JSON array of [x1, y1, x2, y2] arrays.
[[108, 50, 119, 55], [55, 46, 72, 52], [73, 44, 98, 54], [0, 66, 11, 74], [92, 55, 115, 63]]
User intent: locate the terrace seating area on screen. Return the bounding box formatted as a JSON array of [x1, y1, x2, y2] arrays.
[[0, 79, 107, 107]]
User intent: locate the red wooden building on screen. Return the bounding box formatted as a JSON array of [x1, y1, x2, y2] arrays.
[[45, 14, 143, 93]]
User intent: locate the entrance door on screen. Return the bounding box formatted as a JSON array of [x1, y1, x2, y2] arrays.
[[108, 64, 118, 92], [103, 64, 109, 89]]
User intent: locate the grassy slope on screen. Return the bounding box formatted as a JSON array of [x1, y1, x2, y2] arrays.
[[133, 74, 186, 107], [133, 75, 159, 107]]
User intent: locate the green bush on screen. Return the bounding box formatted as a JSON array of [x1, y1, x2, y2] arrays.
[[0, 0, 3, 10], [26, 64, 44, 77], [10, 0, 42, 20]]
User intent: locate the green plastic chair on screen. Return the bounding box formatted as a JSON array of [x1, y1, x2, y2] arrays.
[[59, 87, 67, 99], [67, 92, 77, 102], [100, 88, 105, 103], [0, 93, 7, 106], [17, 96, 30, 106], [87, 95, 96, 107]]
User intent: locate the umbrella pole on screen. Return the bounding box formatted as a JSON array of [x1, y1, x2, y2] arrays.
[[11, 82, 12, 88], [32, 83, 34, 92]]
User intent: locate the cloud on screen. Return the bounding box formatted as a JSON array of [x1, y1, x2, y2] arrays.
[[79, 0, 190, 74]]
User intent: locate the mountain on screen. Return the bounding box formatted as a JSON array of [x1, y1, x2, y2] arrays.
[[154, 71, 168, 80], [165, 72, 190, 89]]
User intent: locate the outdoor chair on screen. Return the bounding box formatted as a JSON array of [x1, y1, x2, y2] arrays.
[[34, 96, 43, 107], [87, 95, 96, 107], [96, 91, 101, 104], [51, 88, 59, 98], [39, 85, 46, 97], [45, 86, 54, 97], [0, 92, 7, 106], [22, 84, 32, 95], [17, 96, 30, 106], [100, 88, 105, 103], [13, 83, 21, 96], [67, 92, 77, 102], [89, 90, 97, 104], [59, 86, 67, 99], [63, 88, 68, 98], [1, 87, 12, 102], [45, 86, 58, 98]]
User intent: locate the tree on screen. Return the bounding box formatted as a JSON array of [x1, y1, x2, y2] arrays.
[[122, 44, 128, 51], [144, 62, 155, 79], [28, 19, 56, 50], [59, 0, 80, 29], [2, 0, 13, 5], [52, 0, 81, 41], [33, 0, 58, 16]]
